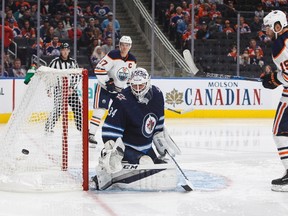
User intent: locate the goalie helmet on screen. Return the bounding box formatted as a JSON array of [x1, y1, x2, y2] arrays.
[[263, 10, 288, 34], [130, 67, 152, 104]]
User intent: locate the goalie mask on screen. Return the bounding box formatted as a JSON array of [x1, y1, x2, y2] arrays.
[[263, 10, 288, 35], [130, 68, 152, 104]]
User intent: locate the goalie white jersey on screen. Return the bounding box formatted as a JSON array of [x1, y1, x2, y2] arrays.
[[94, 49, 137, 90]]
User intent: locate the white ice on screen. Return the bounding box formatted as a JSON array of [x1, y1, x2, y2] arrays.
[[1, 118, 288, 216]]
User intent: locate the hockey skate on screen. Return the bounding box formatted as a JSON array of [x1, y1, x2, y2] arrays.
[[89, 134, 97, 146], [271, 170, 288, 192]]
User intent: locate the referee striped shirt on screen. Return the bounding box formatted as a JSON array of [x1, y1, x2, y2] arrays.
[[49, 56, 79, 69], [48, 56, 79, 89]]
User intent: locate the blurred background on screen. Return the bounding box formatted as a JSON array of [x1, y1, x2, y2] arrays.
[[0, 0, 281, 78]]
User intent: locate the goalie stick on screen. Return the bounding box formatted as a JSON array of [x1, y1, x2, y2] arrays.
[[165, 107, 194, 114], [183, 49, 262, 82], [165, 150, 193, 192]]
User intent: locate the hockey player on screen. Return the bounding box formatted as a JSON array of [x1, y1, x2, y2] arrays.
[[89, 36, 137, 145], [262, 10, 288, 192], [92, 68, 181, 190]]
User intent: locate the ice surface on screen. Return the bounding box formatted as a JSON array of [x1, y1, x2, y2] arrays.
[[1, 118, 288, 216]]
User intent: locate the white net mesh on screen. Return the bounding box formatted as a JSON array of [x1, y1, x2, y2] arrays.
[[0, 66, 87, 192]]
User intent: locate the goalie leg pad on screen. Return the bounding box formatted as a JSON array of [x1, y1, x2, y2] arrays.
[[153, 127, 181, 157], [99, 138, 125, 174]]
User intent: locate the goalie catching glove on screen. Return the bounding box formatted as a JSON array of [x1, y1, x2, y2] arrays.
[[99, 138, 125, 174], [153, 127, 181, 157], [261, 72, 282, 89]]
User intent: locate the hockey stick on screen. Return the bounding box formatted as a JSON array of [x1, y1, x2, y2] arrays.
[[165, 150, 193, 192], [183, 49, 262, 82], [165, 106, 194, 114]]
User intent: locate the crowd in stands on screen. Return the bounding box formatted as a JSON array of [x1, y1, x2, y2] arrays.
[[0, 0, 121, 77], [156, 0, 288, 76], [1, 0, 288, 78]]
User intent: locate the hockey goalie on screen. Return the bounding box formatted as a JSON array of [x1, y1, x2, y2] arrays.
[[92, 67, 181, 191]]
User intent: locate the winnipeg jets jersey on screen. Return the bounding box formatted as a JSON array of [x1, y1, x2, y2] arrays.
[[94, 49, 137, 91], [102, 86, 165, 153], [271, 31, 288, 101]]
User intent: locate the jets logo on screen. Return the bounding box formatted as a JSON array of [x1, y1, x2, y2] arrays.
[[116, 93, 126, 101], [142, 113, 158, 138], [117, 67, 130, 81]]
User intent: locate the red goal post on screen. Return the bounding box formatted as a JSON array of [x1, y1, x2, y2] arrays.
[[0, 66, 89, 192]]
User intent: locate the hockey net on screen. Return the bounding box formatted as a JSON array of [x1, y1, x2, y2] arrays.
[[0, 66, 89, 192]]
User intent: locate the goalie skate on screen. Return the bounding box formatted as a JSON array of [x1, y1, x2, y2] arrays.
[[271, 170, 288, 192]]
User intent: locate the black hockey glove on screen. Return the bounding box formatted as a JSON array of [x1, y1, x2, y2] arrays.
[[105, 78, 116, 92], [261, 72, 282, 89]]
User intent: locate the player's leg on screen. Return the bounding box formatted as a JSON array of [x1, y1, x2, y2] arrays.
[[271, 101, 288, 191], [89, 85, 110, 145], [45, 89, 62, 132], [68, 90, 82, 131]]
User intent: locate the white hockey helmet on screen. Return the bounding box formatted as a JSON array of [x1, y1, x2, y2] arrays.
[[263, 10, 288, 34], [119, 36, 132, 44], [130, 67, 151, 103]]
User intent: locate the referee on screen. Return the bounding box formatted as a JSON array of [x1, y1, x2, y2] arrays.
[[45, 43, 82, 132]]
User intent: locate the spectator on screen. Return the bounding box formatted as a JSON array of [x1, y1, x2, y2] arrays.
[[6, 0, 18, 13], [103, 22, 121, 42], [101, 36, 113, 54], [250, 16, 263, 32], [21, 19, 36, 39], [198, 3, 210, 21], [45, 36, 61, 56], [209, 16, 223, 37], [176, 14, 190, 49], [223, 19, 235, 34], [13, 4, 26, 22], [93, 0, 111, 21], [54, 0, 69, 14], [87, 18, 98, 32], [3, 54, 13, 72], [88, 38, 102, 56], [67, 25, 82, 41], [196, 20, 210, 40], [250, 48, 264, 67], [40, 17, 50, 39], [54, 21, 69, 40], [18, 8, 35, 29], [7, 58, 27, 77], [260, 64, 273, 77], [4, 9, 16, 25], [8, 18, 22, 38], [247, 38, 264, 58], [182, 23, 198, 50], [169, 6, 184, 41], [83, 5, 93, 17], [15, 0, 30, 11], [90, 45, 105, 67], [68, 4, 83, 17], [236, 16, 251, 34], [255, 4, 264, 19], [0, 24, 14, 53], [240, 49, 250, 66], [63, 14, 73, 31], [101, 12, 120, 33], [93, 28, 103, 42], [227, 44, 238, 62], [30, 3, 38, 24], [258, 30, 271, 43], [77, 16, 88, 31], [163, 3, 176, 33], [209, 3, 222, 21], [40, 0, 53, 16], [78, 27, 95, 47], [31, 38, 44, 57], [42, 26, 55, 44], [50, 11, 63, 29]]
